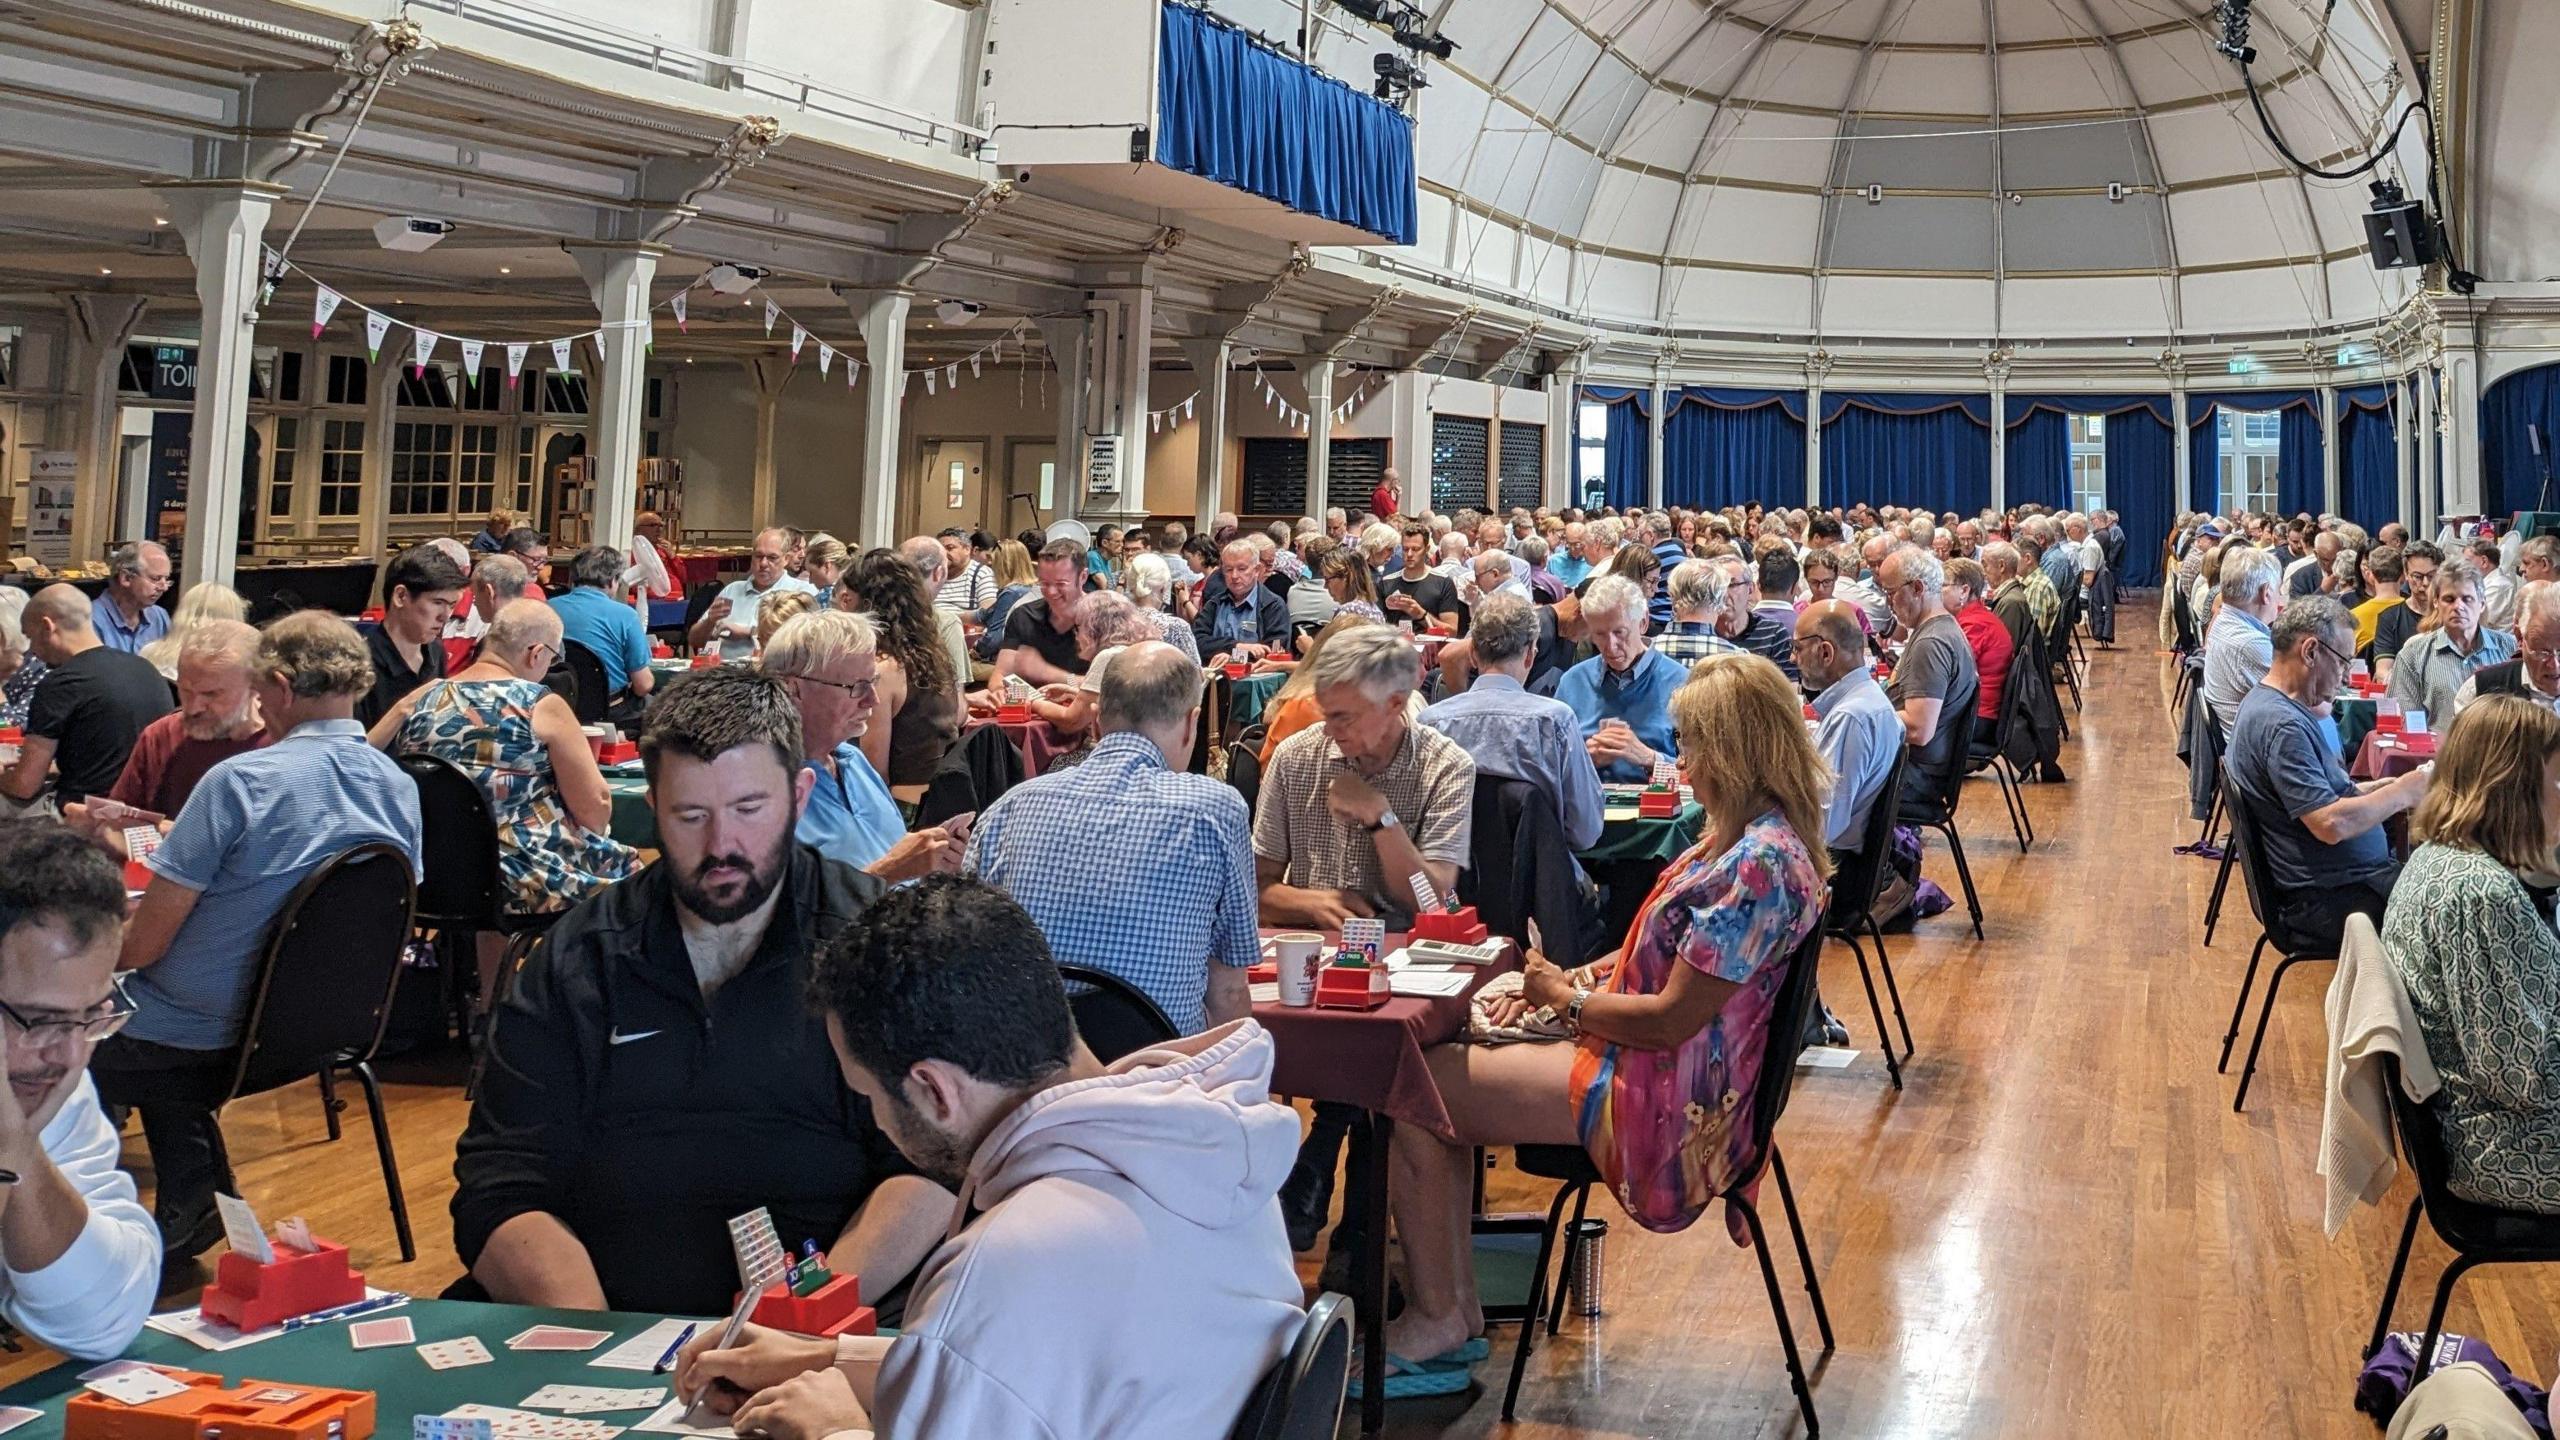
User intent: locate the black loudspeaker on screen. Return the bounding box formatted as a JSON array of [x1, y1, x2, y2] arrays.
[[2364, 198, 2436, 271]]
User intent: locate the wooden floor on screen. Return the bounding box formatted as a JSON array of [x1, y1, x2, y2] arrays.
[[14, 626, 2548, 1436]]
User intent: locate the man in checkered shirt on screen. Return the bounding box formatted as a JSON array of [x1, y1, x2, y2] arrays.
[[963, 642, 1255, 1034]]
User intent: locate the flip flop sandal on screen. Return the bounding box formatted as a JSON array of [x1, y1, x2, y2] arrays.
[[1347, 1347, 1479, 1400]]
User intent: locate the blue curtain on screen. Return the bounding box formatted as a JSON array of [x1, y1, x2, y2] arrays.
[[2278, 404, 2325, 518], [1819, 393, 1991, 515], [2003, 410, 2069, 513], [2105, 408, 2175, 588], [2338, 387, 2398, 532], [2483, 364, 2560, 521], [1155, 3, 1418, 245], [1585, 387, 1650, 510], [1662, 388, 1805, 511], [2189, 417, 2221, 515]]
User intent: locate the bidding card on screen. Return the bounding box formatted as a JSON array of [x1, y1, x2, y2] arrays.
[[416, 1420, 495, 1440], [350, 1315, 415, 1349], [214, 1192, 274, 1264], [0, 1409, 42, 1436], [509, 1325, 614, 1352], [421, 1336, 495, 1369]]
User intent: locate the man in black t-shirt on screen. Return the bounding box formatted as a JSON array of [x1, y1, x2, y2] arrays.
[[358, 545, 467, 727], [1, 583, 173, 813], [994, 540, 1090, 687], [1379, 526, 1461, 631]]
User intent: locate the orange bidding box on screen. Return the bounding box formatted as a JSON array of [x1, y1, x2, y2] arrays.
[[199, 1238, 366, 1334], [1315, 957, 1390, 1010], [1411, 907, 1489, 945], [66, 1371, 373, 1440], [746, 1273, 875, 1340], [992, 704, 1036, 725], [1636, 785, 1681, 819]]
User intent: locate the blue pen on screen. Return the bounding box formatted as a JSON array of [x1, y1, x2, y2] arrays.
[[278, 1294, 405, 1332], [653, 1322, 698, 1375]]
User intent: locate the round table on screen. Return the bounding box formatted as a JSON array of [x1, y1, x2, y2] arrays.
[[1222, 670, 1287, 730], [2350, 728, 2437, 781], [605, 772, 656, 850]]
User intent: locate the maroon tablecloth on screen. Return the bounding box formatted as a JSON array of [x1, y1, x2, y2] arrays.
[[964, 715, 1082, 778], [1252, 931, 1518, 1140], [2350, 730, 2437, 780]]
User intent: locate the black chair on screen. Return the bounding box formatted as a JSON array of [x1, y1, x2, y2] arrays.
[[2169, 586, 2203, 718], [2190, 693, 2242, 947], [1894, 677, 1985, 941], [2367, 1054, 2560, 1377], [1057, 963, 1179, 1064], [1226, 1292, 1353, 1440], [397, 755, 560, 1090], [2047, 590, 2083, 715], [2217, 777, 2341, 1112], [1225, 741, 1263, 817], [1965, 646, 2036, 853], [559, 640, 614, 725], [676, 579, 725, 637], [1830, 745, 1916, 1089], [220, 843, 421, 1261], [1500, 923, 1834, 1431]]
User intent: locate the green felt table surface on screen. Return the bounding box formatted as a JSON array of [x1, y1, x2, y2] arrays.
[[606, 773, 657, 850], [1577, 799, 1706, 864], [0, 1298, 709, 1422]]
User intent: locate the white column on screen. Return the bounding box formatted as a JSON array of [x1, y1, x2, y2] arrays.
[[1302, 358, 1336, 520], [1644, 379, 1666, 511], [853, 289, 911, 549], [1032, 315, 1088, 528], [1179, 337, 1231, 525], [2171, 381, 2192, 517], [1084, 288, 1153, 524], [2418, 368, 2441, 535], [1986, 362, 2009, 513], [571, 247, 660, 555], [62, 293, 148, 567], [1389, 370, 1431, 513], [745, 357, 789, 530], [2320, 385, 2342, 518], [1804, 360, 1829, 509], [2396, 374, 2417, 530], [1544, 363, 1579, 510], [165, 185, 278, 589], [2442, 347, 2485, 519], [358, 351, 397, 561]]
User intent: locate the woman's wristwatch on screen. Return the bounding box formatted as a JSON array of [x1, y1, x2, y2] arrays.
[[1564, 986, 1593, 1037]]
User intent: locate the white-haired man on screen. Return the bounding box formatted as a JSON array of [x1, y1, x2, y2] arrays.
[[764, 610, 968, 885], [1555, 575, 1685, 784], [2202, 545, 2284, 735], [692, 526, 817, 662], [1880, 546, 1978, 808]]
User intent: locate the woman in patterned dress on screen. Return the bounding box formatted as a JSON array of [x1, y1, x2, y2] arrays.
[[1373, 651, 1830, 1387], [2383, 692, 2560, 1212], [369, 596, 638, 914]]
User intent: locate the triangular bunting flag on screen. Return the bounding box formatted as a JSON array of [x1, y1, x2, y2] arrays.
[[1150, 412, 1160, 434], [461, 340, 485, 385], [762, 298, 780, 337], [550, 337, 574, 372], [1185, 395, 1196, 419], [924, 369, 938, 396], [817, 343, 835, 378], [313, 287, 342, 339], [643, 318, 656, 354], [364, 310, 392, 363], [848, 360, 860, 389], [671, 291, 688, 332], [970, 355, 982, 379], [505, 344, 529, 388], [790, 325, 807, 362], [945, 363, 959, 388], [410, 327, 438, 375]]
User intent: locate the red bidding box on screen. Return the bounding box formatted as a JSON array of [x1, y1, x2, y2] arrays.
[[198, 1239, 366, 1333], [66, 1370, 374, 1440], [993, 704, 1036, 725], [1316, 963, 1391, 1010], [745, 1274, 875, 1340], [1410, 907, 1489, 945], [1637, 785, 1680, 819]]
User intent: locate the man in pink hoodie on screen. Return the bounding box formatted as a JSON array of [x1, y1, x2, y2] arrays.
[[676, 875, 1307, 1439]]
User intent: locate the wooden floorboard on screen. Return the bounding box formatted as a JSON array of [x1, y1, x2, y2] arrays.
[[9, 630, 2538, 1436]]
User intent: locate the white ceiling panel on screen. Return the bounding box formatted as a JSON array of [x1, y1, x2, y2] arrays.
[[1494, 8, 1604, 119], [1611, 89, 1714, 169], [1818, 275, 1998, 337], [1559, 51, 1650, 147], [1690, 108, 1844, 187], [1856, 51, 1994, 115], [1577, 252, 1664, 319], [1667, 188, 1824, 267], [2177, 264, 2330, 332], [1439, 0, 1554, 68], [1666, 264, 1815, 333], [2002, 276, 2180, 338], [2168, 177, 2319, 266], [1656, 17, 1777, 91], [1723, 35, 1864, 110], [1999, 48, 2137, 116], [1585, 167, 1682, 251], [1415, 75, 1497, 187]]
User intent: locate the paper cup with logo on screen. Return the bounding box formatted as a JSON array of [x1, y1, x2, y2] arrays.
[[1271, 933, 1322, 1006]]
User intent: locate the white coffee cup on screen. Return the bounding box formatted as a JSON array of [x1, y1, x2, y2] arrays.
[[1272, 933, 1322, 1007]]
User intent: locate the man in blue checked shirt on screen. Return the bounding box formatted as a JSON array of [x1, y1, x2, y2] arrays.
[[965, 641, 1255, 1034]]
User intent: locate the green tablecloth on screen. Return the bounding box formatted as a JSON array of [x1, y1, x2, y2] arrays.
[[1577, 799, 1706, 863], [607, 773, 656, 850], [1222, 671, 1286, 729], [0, 1298, 707, 1421], [2334, 694, 2377, 763]]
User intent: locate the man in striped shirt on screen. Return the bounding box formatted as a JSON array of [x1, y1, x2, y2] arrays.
[[934, 528, 996, 617]]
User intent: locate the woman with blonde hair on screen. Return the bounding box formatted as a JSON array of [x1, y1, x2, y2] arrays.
[[2384, 693, 2560, 1212], [972, 539, 1040, 665], [139, 581, 247, 681], [754, 588, 818, 653], [1371, 651, 1830, 1386], [801, 533, 850, 609], [0, 588, 36, 729]]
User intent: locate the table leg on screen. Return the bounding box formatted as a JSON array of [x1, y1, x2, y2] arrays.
[[1357, 1110, 1391, 1437]]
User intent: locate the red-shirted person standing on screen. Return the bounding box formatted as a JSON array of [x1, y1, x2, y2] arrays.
[[1370, 467, 1400, 521]]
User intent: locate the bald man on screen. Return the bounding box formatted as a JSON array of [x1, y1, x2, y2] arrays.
[[1795, 600, 1899, 854], [692, 526, 817, 662], [1, 584, 173, 816]]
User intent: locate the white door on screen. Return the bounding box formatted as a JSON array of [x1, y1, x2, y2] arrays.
[[913, 439, 987, 540]]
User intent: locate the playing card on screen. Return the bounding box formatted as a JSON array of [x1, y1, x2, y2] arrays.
[[509, 1324, 613, 1351], [83, 1367, 190, 1404], [214, 1192, 273, 1264], [421, 1336, 495, 1369], [350, 1315, 415, 1348], [416, 1420, 494, 1440], [0, 1408, 43, 1436], [276, 1215, 315, 1253]]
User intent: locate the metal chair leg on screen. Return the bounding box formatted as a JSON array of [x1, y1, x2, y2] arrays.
[[1734, 1195, 1821, 1437], [2203, 839, 2238, 946], [1840, 930, 1903, 1090], [2233, 954, 2316, 1113], [350, 1062, 415, 1262], [1769, 1147, 1835, 1351], [2365, 1196, 2424, 1360], [2415, 1255, 2480, 1382], [1939, 822, 1984, 940], [2219, 935, 2267, 1074], [317, 1069, 343, 1143], [1500, 1176, 1583, 1422], [1870, 914, 1914, 1060], [1546, 1183, 1593, 1337]]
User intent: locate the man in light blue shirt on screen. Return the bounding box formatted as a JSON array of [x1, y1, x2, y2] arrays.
[[2202, 545, 2284, 735], [689, 527, 816, 662], [1421, 594, 1603, 851], [549, 545, 656, 708], [89, 611, 421, 1255], [967, 642, 1256, 1035], [1547, 522, 1592, 589], [1794, 600, 1900, 852], [1553, 575, 1686, 784], [90, 542, 171, 655], [763, 610, 963, 885]]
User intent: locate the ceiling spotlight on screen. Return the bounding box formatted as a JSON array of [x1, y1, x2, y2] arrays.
[[706, 263, 769, 295], [373, 216, 454, 253], [1862, 183, 1882, 205], [2008, 191, 2025, 206], [1373, 52, 1427, 103], [498, 266, 512, 275], [2106, 182, 2127, 203], [933, 299, 983, 326], [98, 267, 113, 276], [152, 217, 167, 227]]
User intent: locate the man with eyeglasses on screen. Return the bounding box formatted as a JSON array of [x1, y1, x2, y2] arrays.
[[91, 541, 172, 655], [93, 612, 423, 1257], [2372, 541, 2444, 686], [2457, 580, 2560, 716], [765, 610, 967, 885], [0, 823, 159, 1359], [2226, 595, 2429, 952], [693, 527, 818, 664]]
